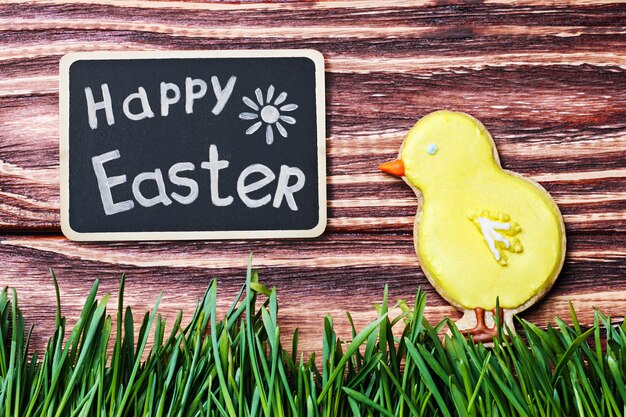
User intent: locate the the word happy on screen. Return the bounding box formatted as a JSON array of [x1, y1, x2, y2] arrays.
[[85, 76, 237, 129]]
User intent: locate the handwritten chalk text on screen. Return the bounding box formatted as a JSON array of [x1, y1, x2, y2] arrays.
[[85, 76, 237, 129], [92, 145, 306, 215]]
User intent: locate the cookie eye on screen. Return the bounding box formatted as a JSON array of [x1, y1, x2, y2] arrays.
[[426, 143, 438, 155]]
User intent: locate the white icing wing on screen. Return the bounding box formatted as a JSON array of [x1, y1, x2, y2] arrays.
[[468, 210, 523, 265]]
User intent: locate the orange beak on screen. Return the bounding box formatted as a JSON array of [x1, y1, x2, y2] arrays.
[[379, 159, 405, 177]]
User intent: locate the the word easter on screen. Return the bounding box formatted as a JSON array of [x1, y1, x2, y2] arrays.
[[85, 76, 237, 129], [92, 145, 306, 215]]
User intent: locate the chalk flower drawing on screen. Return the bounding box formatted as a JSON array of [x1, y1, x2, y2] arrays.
[[239, 86, 298, 144]]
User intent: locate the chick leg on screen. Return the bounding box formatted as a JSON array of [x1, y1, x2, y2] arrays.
[[468, 307, 500, 343]]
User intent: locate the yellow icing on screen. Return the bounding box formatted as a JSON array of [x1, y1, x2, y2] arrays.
[[401, 111, 565, 310]]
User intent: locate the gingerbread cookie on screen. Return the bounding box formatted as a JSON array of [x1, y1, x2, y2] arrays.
[[380, 110, 566, 342]]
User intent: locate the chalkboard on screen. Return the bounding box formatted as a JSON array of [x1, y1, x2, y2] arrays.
[[59, 50, 326, 241]]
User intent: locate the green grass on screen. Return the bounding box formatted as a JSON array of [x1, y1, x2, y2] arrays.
[[1, 261, 625, 416]]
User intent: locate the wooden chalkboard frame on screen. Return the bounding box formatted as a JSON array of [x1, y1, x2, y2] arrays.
[[59, 50, 326, 241]]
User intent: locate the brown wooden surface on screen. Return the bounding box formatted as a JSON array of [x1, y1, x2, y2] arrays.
[[1, 0, 625, 355]]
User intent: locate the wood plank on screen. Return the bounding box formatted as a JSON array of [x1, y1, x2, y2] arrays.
[[0, 0, 624, 355]]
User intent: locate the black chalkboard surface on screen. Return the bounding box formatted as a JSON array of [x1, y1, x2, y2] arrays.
[[60, 50, 326, 241]]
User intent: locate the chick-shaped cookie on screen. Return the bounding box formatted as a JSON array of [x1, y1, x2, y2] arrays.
[[380, 110, 566, 342]]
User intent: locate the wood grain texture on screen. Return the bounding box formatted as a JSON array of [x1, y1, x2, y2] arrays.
[[1, 0, 625, 355]]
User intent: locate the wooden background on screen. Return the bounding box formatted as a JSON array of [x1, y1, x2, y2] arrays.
[[1, 0, 625, 355]]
